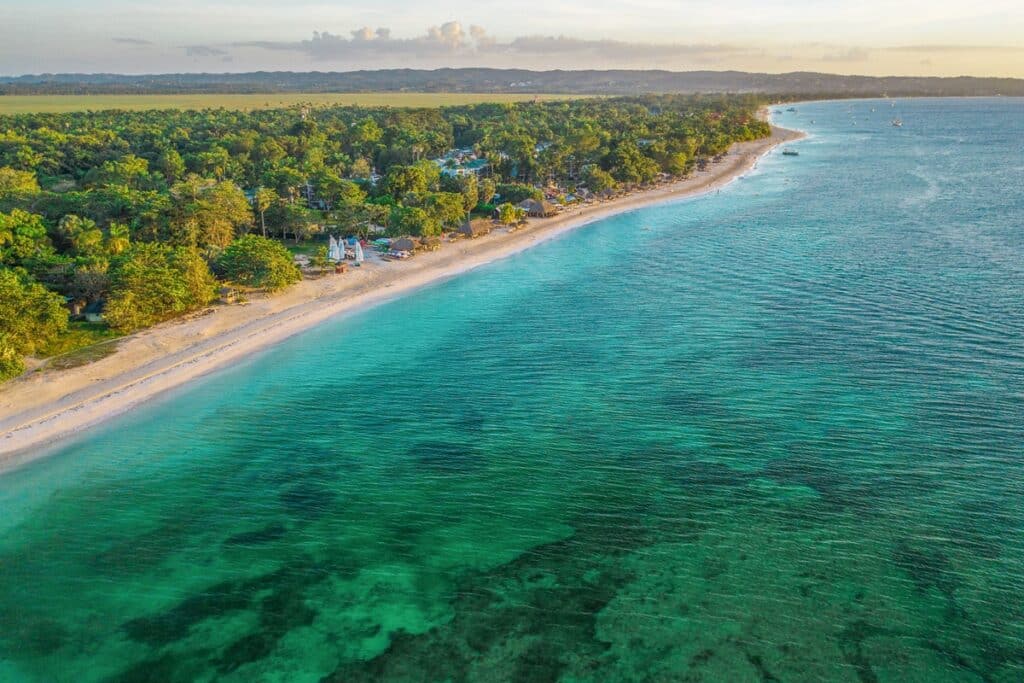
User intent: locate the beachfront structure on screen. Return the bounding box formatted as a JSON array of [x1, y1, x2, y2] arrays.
[[458, 221, 492, 238], [391, 237, 417, 252], [83, 300, 106, 323], [433, 148, 490, 177], [517, 199, 559, 218]]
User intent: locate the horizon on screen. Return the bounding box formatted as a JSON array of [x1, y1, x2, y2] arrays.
[[3, 2, 1024, 78]]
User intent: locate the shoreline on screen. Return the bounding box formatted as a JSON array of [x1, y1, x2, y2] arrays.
[[0, 124, 804, 469]]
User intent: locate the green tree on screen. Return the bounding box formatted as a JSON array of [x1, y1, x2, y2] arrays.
[[84, 154, 152, 189], [170, 178, 252, 250], [391, 206, 441, 238], [349, 157, 372, 179], [57, 215, 105, 257], [105, 222, 131, 256], [424, 192, 468, 230], [495, 183, 542, 204], [310, 245, 329, 274], [216, 235, 301, 291], [0, 167, 40, 197], [478, 177, 497, 206], [496, 202, 524, 226], [105, 243, 216, 332], [155, 149, 186, 184], [266, 202, 319, 243], [383, 164, 429, 198], [253, 187, 278, 238], [581, 165, 617, 194], [0, 209, 53, 266], [0, 268, 68, 380]]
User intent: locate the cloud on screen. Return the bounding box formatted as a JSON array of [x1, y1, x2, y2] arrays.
[[233, 22, 752, 66], [184, 45, 230, 58], [886, 44, 1024, 53], [821, 47, 870, 62], [113, 37, 153, 46], [497, 35, 746, 63]]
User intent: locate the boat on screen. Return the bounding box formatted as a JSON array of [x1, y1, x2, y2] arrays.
[[892, 118, 903, 127], [782, 149, 799, 156], [786, 107, 797, 112]]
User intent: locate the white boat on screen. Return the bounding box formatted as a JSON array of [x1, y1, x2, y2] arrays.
[[892, 118, 903, 127]]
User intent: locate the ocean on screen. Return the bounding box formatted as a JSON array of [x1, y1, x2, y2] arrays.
[[1, 98, 1022, 682]]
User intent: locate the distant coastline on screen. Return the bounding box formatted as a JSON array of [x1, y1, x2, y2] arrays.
[[0, 125, 804, 468]]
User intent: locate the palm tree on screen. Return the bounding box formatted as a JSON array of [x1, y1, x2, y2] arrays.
[[106, 223, 131, 255], [254, 188, 277, 238]]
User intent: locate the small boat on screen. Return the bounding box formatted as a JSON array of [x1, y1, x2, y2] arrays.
[[782, 149, 799, 156], [892, 118, 903, 127], [786, 107, 797, 112]]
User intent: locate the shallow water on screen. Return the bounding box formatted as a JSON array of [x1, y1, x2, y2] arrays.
[[1, 99, 1023, 682]]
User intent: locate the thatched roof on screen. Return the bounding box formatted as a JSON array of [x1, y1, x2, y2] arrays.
[[391, 237, 417, 251], [457, 220, 491, 237], [517, 198, 558, 217]]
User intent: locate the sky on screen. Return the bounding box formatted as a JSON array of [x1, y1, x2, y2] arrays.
[[2, 0, 1024, 77]]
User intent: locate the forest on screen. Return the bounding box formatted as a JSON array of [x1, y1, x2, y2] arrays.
[[0, 94, 770, 380], [3, 68, 1022, 97]]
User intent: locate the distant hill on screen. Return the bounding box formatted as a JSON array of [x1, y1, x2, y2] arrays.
[[2, 69, 1023, 97]]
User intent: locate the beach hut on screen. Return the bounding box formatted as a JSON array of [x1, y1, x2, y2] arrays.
[[391, 237, 417, 252], [458, 220, 491, 238], [517, 199, 558, 218]]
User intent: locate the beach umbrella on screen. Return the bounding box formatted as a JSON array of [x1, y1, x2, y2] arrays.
[[354, 241, 364, 264]]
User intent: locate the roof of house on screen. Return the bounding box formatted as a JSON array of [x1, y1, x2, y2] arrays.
[[517, 198, 558, 216], [83, 300, 106, 315]]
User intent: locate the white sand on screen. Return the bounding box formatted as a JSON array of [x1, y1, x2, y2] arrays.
[[0, 126, 803, 467]]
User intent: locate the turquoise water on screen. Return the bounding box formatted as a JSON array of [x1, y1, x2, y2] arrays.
[[2, 98, 1023, 682]]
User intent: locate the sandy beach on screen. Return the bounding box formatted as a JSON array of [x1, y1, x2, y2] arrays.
[[0, 125, 803, 466]]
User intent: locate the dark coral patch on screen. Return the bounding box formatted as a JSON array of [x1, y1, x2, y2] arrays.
[[224, 522, 289, 547]]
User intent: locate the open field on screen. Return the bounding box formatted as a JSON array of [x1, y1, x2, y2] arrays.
[[0, 92, 578, 114]]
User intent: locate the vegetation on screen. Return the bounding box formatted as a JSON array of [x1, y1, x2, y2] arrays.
[[104, 244, 217, 332], [3, 69, 1021, 97], [0, 268, 68, 380], [216, 235, 301, 291], [0, 94, 769, 379], [0, 93, 575, 115]]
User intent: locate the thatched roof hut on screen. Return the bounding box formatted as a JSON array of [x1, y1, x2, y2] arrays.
[[517, 198, 558, 217], [391, 237, 418, 252], [457, 220, 492, 238]]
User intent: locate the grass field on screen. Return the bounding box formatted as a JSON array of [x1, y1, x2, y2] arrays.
[[0, 92, 577, 114]]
